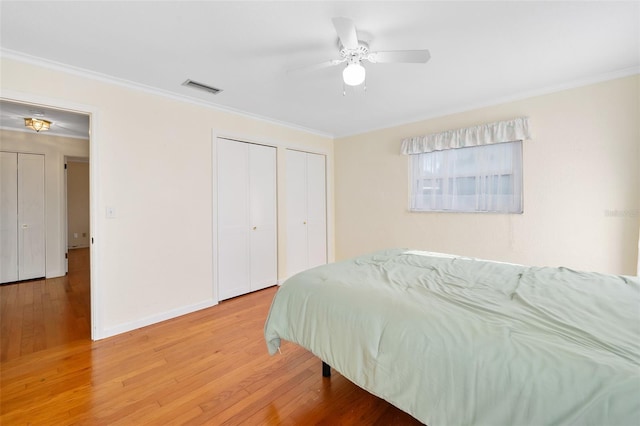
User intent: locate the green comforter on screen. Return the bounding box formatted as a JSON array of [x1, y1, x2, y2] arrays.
[[264, 249, 640, 425]]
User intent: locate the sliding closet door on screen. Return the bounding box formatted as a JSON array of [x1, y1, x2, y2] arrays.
[[305, 153, 327, 269], [1, 152, 19, 283], [248, 144, 277, 290], [285, 149, 327, 278], [285, 150, 309, 278], [217, 139, 251, 300], [0, 152, 46, 283], [217, 139, 277, 300], [17, 153, 46, 280]]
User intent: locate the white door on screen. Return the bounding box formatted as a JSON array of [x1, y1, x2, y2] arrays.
[[18, 153, 46, 280], [286, 150, 309, 277], [249, 143, 277, 291], [0, 152, 46, 283], [217, 139, 251, 300], [1, 152, 19, 282], [217, 139, 277, 300], [305, 153, 327, 269], [285, 150, 327, 278]]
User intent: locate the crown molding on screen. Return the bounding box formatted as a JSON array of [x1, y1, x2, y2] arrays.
[[4, 48, 637, 141], [0, 48, 334, 139]]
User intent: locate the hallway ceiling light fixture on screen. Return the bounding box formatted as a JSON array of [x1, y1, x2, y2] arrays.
[[24, 118, 51, 133]]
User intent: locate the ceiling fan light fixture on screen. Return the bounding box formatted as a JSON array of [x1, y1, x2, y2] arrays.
[[343, 62, 366, 86], [24, 118, 52, 133]]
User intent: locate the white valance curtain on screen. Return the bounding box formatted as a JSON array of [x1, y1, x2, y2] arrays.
[[401, 116, 531, 155]]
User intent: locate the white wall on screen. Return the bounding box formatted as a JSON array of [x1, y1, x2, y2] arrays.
[[335, 75, 640, 276], [0, 129, 89, 278], [1, 57, 334, 339]]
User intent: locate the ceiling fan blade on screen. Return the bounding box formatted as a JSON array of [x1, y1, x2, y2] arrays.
[[332, 17, 359, 50], [287, 59, 344, 74], [369, 50, 431, 64]]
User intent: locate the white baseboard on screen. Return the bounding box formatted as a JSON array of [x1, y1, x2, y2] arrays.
[[98, 298, 218, 340], [46, 268, 66, 279]]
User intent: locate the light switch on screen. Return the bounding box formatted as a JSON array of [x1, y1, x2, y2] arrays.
[[106, 206, 116, 218]]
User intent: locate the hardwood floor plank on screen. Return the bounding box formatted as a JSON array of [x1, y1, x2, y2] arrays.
[[32, 283, 47, 354], [209, 359, 319, 425], [242, 365, 326, 425], [1, 249, 423, 425]]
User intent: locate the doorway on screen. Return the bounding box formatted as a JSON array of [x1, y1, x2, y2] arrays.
[[65, 157, 90, 262], [0, 98, 94, 358]]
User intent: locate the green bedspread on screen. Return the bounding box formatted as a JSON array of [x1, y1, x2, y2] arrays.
[[264, 249, 640, 425]]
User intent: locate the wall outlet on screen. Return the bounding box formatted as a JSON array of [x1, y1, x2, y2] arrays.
[[74, 233, 78, 238], [106, 206, 116, 218]]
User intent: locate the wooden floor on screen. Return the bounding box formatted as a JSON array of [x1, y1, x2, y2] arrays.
[[1, 247, 91, 362], [1, 250, 423, 425]]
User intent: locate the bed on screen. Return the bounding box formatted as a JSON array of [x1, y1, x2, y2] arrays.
[[264, 249, 640, 425]]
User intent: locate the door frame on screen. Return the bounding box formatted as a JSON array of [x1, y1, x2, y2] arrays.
[[213, 133, 280, 303], [1, 90, 102, 340]]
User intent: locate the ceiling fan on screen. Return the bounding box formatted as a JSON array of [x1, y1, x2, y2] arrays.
[[292, 17, 431, 87]]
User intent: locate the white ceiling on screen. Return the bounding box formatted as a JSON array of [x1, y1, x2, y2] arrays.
[[1, 1, 638, 138]]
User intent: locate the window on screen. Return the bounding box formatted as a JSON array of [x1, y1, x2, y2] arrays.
[[402, 117, 530, 213], [409, 141, 523, 213]]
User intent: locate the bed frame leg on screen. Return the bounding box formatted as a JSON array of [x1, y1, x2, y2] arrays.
[[322, 361, 331, 377]]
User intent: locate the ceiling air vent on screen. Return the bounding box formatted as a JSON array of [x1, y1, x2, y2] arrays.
[[182, 79, 223, 95]]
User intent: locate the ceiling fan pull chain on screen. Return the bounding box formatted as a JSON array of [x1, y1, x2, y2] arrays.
[[343, 81, 346, 97]]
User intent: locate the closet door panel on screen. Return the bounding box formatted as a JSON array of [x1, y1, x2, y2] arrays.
[[285, 150, 308, 278], [218, 230, 250, 300], [217, 139, 250, 300], [305, 153, 327, 269], [1, 152, 19, 283], [249, 144, 277, 290], [250, 227, 277, 290], [17, 153, 45, 280]]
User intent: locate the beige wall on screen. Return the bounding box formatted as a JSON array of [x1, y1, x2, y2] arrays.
[[0, 129, 90, 277], [335, 75, 640, 276], [67, 161, 90, 248], [1, 57, 334, 338]]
